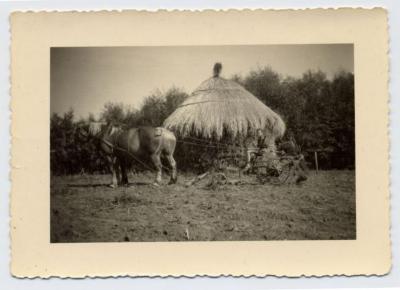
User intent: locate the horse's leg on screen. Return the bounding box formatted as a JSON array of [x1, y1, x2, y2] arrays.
[[166, 154, 177, 184], [115, 158, 122, 186], [120, 159, 129, 186], [150, 153, 162, 185], [107, 156, 118, 188]]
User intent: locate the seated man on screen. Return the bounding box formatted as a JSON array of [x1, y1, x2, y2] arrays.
[[242, 128, 276, 173], [277, 133, 299, 156]]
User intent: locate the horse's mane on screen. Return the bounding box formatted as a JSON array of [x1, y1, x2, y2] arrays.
[[88, 121, 125, 136], [88, 122, 106, 136], [109, 125, 123, 136]]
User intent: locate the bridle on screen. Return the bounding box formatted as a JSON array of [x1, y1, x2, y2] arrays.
[[99, 138, 115, 151]]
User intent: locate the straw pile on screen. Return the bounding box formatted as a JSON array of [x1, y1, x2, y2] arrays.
[[163, 63, 285, 141]]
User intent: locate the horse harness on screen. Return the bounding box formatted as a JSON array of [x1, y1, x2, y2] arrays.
[[100, 138, 115, 152], [98, 127, 169, 172]]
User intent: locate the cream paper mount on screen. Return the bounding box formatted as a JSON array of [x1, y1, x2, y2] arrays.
[[11, 9, 390, 277]]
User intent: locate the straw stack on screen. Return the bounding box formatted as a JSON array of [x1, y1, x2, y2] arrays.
[[163, 63, 285, 142]]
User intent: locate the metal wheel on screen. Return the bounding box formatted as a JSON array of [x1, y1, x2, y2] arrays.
[[272, 161, 293, 185]]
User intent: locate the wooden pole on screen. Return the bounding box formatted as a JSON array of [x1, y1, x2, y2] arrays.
[[314, 151, 319, 174], [185, 172, 209, 187]]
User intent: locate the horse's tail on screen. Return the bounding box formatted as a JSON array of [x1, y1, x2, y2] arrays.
[[160, 128, 178, 183], [161, 128, 177, 154]]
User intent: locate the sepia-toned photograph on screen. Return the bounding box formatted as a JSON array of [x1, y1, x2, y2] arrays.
[[50, 44, 355, 243], [11, 9, 390, 277]]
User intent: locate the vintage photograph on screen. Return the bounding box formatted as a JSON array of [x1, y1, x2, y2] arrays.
[[11, 9, 390, 277], [50, 44, 355, 243]]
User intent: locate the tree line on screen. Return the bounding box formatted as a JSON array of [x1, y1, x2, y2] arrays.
[[50, 68, 354, 175]]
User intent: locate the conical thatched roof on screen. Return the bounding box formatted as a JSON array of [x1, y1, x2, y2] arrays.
[[163, 63, 285, 140]]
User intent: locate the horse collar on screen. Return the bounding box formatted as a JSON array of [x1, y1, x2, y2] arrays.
[[101, 138, 114, 149]]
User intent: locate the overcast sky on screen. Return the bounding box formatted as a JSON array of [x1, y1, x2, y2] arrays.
[[51, 44, 353, 118]]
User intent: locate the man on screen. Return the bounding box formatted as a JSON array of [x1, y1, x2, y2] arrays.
[[277, 133, 298, 156], [256, 128, 266, 149], [242, 128, 275, 173]]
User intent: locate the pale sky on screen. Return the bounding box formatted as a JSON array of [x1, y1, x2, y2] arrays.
[[51, 44, 353, 118]]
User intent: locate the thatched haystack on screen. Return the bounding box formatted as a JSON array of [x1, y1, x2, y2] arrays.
[[163, 63, 285, 142]]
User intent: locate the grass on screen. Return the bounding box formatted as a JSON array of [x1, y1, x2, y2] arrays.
[[50, 170, 355, 242]]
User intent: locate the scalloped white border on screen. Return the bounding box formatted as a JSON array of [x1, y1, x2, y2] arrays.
[[11, 9, 390, 277]]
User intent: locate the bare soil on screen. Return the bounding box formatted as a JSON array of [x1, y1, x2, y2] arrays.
[[50, 170, 355, 242]]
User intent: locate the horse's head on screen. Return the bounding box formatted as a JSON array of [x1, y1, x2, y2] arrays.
[[77, 121, 107, 139]]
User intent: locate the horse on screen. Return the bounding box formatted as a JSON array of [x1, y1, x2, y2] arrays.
[[80, 122, 177, 188]]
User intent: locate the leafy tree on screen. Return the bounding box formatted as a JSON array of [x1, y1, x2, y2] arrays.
[[100, 102, 126, 124], [139, 87, 188, 126], [236, 67, 354, 169], [50, 68, 355, 175], [124, 107, 140, 127], [139, 92, 167, 126], [242, 66, 284, 114], [50, 109, 77, 174], [164, 87, 189, 116]]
